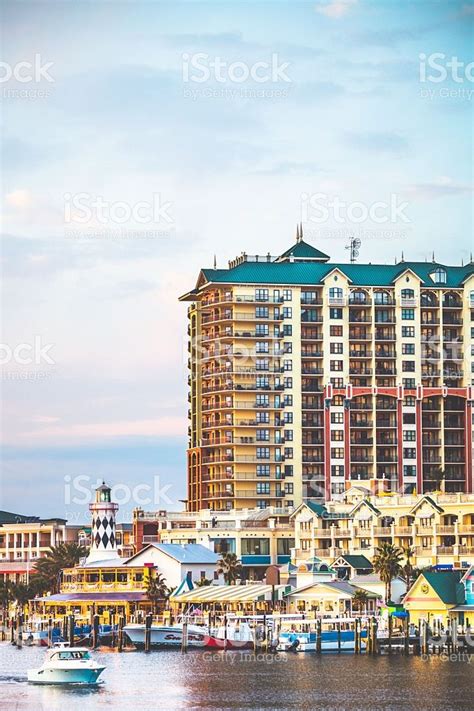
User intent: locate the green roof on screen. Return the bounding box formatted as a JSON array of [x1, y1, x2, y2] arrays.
[[278, 239, 330, 261], [305, 502, 327, 517], [199, 256, 473, 289], [337, 555, 373, 570], [422, 571, 464, 604]]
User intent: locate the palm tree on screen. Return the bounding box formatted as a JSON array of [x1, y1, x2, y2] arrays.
[[34, 542, 87, 593], [217, 552, 242, 584], [145, 572, 169, 613], [351, 589, 369, 614], [0, 579, 14, 619], [401, 545, 415, 591], [429, 466, 445, 493], [372, 542, 404, 604]]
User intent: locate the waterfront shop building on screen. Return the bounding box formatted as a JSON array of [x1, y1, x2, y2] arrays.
[[180, 230, 474, 511], [284, 579, 380, 616], [403, 570, 465, 626]]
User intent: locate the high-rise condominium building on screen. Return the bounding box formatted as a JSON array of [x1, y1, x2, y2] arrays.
[[180, 231, 474, 512]]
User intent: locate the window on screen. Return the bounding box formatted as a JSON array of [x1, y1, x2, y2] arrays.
[[283, 324, 292, 336], [284, 394, 293, 405], [256, 447, 270, 459], [331, 448, 344, 459], [402, 309, 415, 320], [403, 378, 416, 388], [255, 306, 269, 319], [282, 307, 292, 318], [330, 360, 343, 371], [284, 342, 292, 353], [402, 344, 415, 354], [401, 289, 415, 299], [404, 395, 416, 406], [255, 288, 269, 301], [349, 290, 367, 304], [256, 411, 269, 423], [431, 267, 447, 284], [256, 358, 269, 371], [256, 481, 270, 495], [284, 482, 294, 494], [331, 342, 343, 354], [256, 464, 270, 477], [283, 360, 292, 371], [256, 341, 269, 353], [403, 465, 416, 476], [402, 326, 415, 337], [284, 377, 293, 389], [284, 430, 293, 441], [329, 287, 343, 299], [284, 412, 293, 423], [403, 430, 416, 441], [330, 308, 343, 319], [331, 377, 344, 388], [402, 361, 415, 372], [256, 394, 269, 407], [330, 325, 343, 337], [331, 465, 345, 477], [331, 430, 344, 441], [403, 448, 416, 459], [283, 289, 292, 301], [331, 412, 344, 424], [403, 413, 416, 424], [284, 465, 293, 477], [242, 538, 270, 554], [256, 429, 270, 441], [255, 324, 269, 336], [284, 447, 293, 459]]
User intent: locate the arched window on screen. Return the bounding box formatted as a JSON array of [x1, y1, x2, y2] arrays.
[[401, 288, 414, 299], [349, 290, 367, 304]]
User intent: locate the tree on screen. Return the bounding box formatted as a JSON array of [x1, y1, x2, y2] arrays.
[[372, 542, 404, 604], [429, 467, 445, 493], [351, 589, 369, 614], [195, 577, 212, 587], [34, 542, 87, 594], [401, 546, 415, 591], [217, 552, 242, 584], [0, 580, 14, 619], [145, 572, 169, 613]]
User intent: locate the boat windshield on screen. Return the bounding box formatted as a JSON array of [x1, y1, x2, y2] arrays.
[[56, 651, 91, 660]]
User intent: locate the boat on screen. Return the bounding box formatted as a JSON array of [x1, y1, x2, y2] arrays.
[[27, 645, 106, 684], [205, 622, 254, 650], [123, 623, 208, 648]]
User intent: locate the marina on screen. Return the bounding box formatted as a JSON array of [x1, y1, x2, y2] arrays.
[[1, 641, 473, 711]]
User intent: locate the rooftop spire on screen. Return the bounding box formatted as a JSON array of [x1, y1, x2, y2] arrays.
[[213, 254, 217, 270]]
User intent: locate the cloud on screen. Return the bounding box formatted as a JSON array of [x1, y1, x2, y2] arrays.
[[315, 0, 357, 19], [404, 177, 474, 200], [5, 189, 33, 209], [344, 130, 409, 154]]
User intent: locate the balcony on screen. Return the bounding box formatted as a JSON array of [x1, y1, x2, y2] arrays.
[[373, 527, 392, 536], [437, 525, 455, 535], [394, 526, 413, 535], [313, 529, 332, 538], [436, 546, 454, 555], [328, 297, 345, 306]]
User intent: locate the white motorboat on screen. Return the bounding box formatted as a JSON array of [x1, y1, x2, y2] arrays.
[[27, 645, 105, 684], [123, 623, 208, 648]]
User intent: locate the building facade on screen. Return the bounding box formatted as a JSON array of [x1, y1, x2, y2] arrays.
[[180, 233, 474, 511]]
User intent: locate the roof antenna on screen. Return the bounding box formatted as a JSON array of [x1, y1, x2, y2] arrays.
[[299, 222, 303, 242], [401, 251, 405, 263], [213, 254, 217, 270], [470, 252, 473, 263], [345, 236, 360, 264], [432, 251, 435, 263]]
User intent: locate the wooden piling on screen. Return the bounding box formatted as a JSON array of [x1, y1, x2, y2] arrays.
[[421, 620, 428, 655], [181, 619, 188, 653], [145, 613, 152, 653], [92, 614, 100, 649], [354, 617, 360, 654], [118, 615, 124, 652], [17, 614, 23, 649], [316, 618, 322, 654], [68, 614, 75, 648], [403, 614, 410, 656], [388, 613, 392, 655], [337, 620, 341, 654]]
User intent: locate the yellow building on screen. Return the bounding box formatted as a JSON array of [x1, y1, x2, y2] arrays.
[[180, 230, 474, 511], [403, 570, 464, 626], [293, 487, 474, 568]]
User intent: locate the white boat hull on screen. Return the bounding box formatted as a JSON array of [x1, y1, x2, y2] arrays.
[[123, 624, 208, 648], [28, 664, 105, 684]]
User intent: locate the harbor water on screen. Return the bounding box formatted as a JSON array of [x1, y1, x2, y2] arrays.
[[0, 642, 473, 710]]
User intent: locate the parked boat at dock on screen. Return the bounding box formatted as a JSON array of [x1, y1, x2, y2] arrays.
[[27, 645, 106, 685]]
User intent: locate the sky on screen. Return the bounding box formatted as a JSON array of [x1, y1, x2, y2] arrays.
[[0, 0, 473, 523]]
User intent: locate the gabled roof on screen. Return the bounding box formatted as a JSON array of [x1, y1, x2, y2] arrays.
[[126, 543, 218, 565], [276, 239, 330, 262], [350, 499, 381, 517], [333, 554, 373, 570], [0, 510, 66, 525], [409, 495, 444, 515], [421, 571, 464, 604]]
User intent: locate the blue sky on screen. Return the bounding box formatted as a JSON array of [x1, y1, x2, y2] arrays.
[[1, 0, 473, 521]]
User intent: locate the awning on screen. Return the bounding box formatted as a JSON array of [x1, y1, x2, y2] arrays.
[[172, 584, 288, 605], [35, 592, 148, 602]]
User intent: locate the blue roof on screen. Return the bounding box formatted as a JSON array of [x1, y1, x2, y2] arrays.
[[152, 543, 218, 564], [200, 259, 473, 288]]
